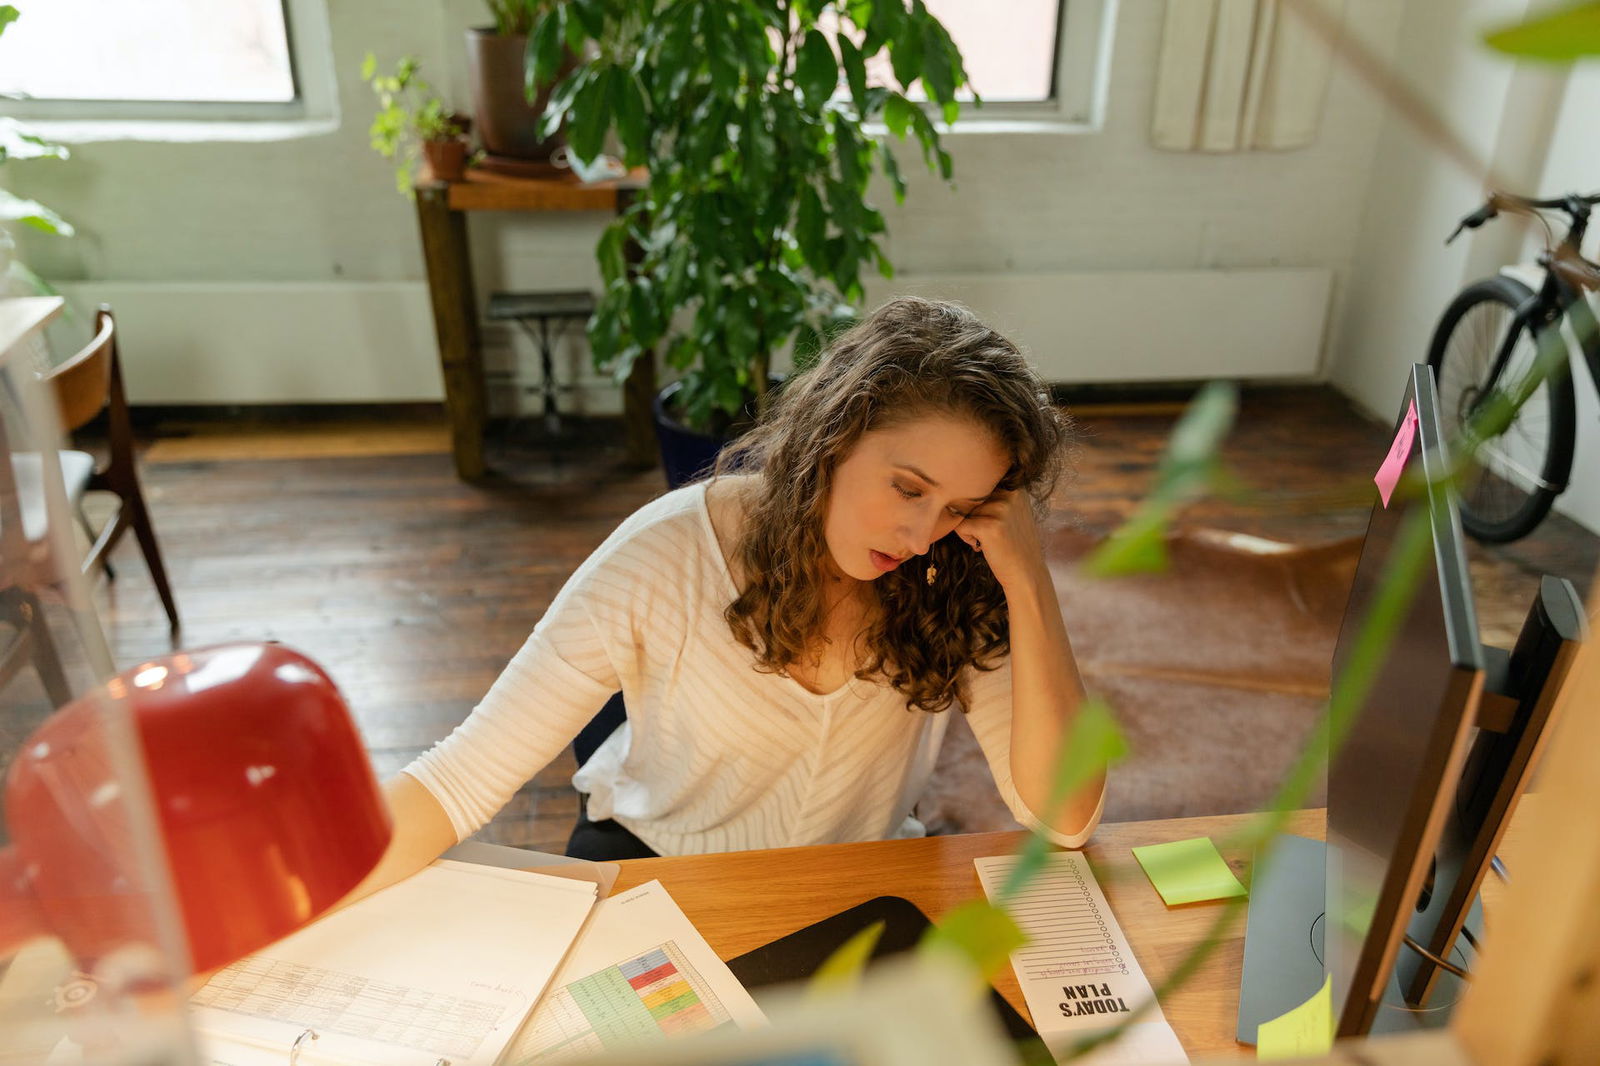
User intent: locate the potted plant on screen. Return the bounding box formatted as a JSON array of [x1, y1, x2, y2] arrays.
[[467, 1, 573, 164], [362, 54, 474, 194], [529, 0, 975, 484]]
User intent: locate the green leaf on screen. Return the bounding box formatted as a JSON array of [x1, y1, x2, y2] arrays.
[[879, 141, 907, 203], [360, 51, 377, 82], [1083, 511, 1171, 578], [0, 118, 67, 163], [883, 94, 916, 139], [920, 901, 1028, 982], [920, 20, 955, 103], [834, 116, 864, 191], [568, 65, 616, 165], [596, 219, 628, 285], [0, 189, 73, 235], [527, 7, 565, 97], [795, 184, 827, 265], [627, 276, 663, 347], [794, 29, 839, 108], [567, 0, 606, 40], [539, 63, 587, 139], [812, 915, 889, 992], [838, 35, 869, 116], [1160, 382, 1238, 480], [1484, 1, 1600, 59], [613, 70, 650, 166], [587, 293, 623, 365], [889, 14, 924, 90]]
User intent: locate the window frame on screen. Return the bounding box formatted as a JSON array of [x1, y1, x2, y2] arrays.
[[0, 0, 337, 138]]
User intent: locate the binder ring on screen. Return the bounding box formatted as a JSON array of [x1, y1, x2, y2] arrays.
[[289, 1029, 318, 1066]]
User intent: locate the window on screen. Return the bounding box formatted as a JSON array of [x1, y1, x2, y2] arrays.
[[0, 0, 335, 135], [861, 0, 1116, 131], [916, 0, 1063, 102], [0, 1, 293, 104]]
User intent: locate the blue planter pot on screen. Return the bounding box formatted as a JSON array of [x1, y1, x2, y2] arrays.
[[652, 382, 729, 490]]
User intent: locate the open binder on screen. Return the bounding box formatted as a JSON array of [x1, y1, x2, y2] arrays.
[[189, 858, 600, 1066]]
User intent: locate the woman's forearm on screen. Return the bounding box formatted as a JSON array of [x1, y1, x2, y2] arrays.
[[1004, 564, 1106, 844]]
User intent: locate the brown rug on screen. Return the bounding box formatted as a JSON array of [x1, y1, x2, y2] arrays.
[[919, 527, 1361, 833]]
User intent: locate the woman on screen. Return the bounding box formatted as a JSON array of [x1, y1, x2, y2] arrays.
[[361, 297, 1103, 882]]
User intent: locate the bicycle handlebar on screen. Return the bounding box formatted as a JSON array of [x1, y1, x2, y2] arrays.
[[1445, 190, 1600, 245]]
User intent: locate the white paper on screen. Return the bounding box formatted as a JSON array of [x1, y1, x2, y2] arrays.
[[502, 880, 765, 1063], [974, 853, 1189, 1066], [190, 859, 597, 1066]]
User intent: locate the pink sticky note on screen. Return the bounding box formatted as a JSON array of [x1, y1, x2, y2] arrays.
[[1374, 399, 1419, 507]]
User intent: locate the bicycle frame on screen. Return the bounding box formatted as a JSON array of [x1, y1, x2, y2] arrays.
[[1474, 236, 1600, 497]]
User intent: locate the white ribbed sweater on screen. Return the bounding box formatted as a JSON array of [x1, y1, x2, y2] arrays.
[[404, 482, 1066, 855]]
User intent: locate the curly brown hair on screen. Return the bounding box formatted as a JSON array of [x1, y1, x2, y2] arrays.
[[713, 296, 1072, 713]]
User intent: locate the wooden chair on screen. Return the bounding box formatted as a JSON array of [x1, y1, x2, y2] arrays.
[[27, 307, 179, 631]]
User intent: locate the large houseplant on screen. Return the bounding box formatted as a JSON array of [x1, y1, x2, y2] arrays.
[[529, 0, 975, 453]]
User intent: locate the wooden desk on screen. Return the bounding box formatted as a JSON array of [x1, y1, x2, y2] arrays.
[[611, 810, 1324, 1060], [413, 169, 652, 481]]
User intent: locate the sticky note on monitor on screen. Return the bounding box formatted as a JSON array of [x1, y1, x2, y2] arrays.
[[1130, 836, 1247, 906], [1256, 974, 1334, 1059], [1373, 398, 1419, 507]]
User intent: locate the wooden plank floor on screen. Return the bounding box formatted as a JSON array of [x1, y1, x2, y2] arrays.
[[61, 388, 1600, 852]]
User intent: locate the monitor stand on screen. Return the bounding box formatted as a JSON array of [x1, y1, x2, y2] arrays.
[[1236, 834, 1475, 1044]]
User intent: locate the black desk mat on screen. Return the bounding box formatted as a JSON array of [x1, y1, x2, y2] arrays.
[[726, 895, 1043, 1048]]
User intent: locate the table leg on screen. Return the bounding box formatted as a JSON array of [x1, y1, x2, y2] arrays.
[[416, 184, 487, 482]]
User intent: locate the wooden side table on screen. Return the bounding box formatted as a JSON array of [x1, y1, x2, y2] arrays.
[[413, 169, 653, 481]]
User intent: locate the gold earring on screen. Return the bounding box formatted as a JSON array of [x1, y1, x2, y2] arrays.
[[925, 564, 938, 586]]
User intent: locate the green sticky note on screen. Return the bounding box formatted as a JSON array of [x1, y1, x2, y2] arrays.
[[1256, 974, 1333, 1060], [1130, 836, 1248, 906]]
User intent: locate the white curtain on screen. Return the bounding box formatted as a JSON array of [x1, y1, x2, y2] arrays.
[[1151, 0, 1348, 152]]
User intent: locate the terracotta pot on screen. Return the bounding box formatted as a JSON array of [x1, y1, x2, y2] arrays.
[[423, 138, 469, 182], [465, 27, 571, 162]]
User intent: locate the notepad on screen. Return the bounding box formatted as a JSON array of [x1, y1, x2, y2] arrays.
[[189, 860, 597, 1066], [975, 852, 1189, 1064], [1131, 837, 1248, 907]]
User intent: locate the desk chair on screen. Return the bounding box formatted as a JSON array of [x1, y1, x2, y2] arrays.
[[486, 290, 596, 435], [25, 307, 179, 632]]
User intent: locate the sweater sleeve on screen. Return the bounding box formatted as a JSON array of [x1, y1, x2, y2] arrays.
[[961, 655, 1103, 849], [402, 510, 673, 840]]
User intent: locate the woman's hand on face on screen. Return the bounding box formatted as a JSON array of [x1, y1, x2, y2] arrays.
[[952, 489, 1049, 594]]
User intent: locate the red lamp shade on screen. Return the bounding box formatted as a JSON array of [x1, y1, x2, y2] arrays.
[[1, 643, 392, 974]]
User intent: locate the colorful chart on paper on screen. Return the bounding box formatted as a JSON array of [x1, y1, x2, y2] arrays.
[[516, 941, 733, 1059]]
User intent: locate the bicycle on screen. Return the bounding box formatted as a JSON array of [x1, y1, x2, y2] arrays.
[[1426, 190, 1600, 543]]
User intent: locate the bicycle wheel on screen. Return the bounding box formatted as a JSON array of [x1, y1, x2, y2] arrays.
[[1425, 275, 1576, 543]]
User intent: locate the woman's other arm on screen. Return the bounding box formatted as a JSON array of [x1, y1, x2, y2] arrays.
[[957, 491, 1105, 845], [334, 773, 459, 908]]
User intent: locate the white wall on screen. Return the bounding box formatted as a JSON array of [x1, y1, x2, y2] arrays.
[[1324, 0, 1600, 534], [9, 0, 1405, 409]]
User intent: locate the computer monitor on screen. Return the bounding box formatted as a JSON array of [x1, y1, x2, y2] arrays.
[[1236, 364, 1585, 1041]]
